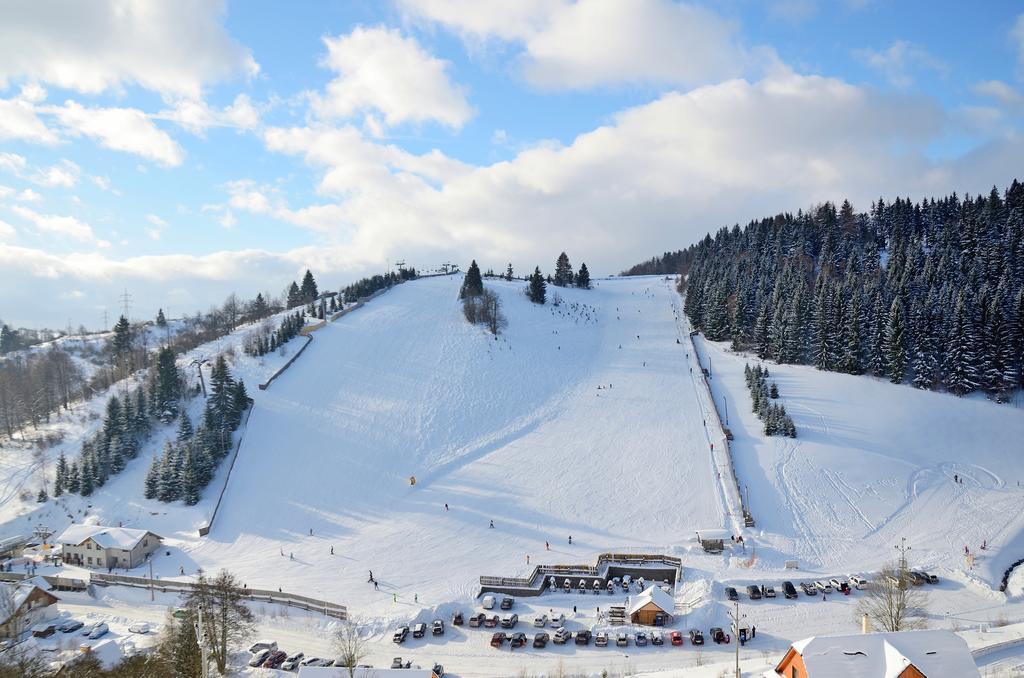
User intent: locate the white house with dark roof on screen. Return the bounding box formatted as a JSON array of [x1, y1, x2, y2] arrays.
[[57, 525, 161, 570]]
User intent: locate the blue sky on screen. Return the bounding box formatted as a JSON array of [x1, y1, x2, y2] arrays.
[[1, 0, 1023, 328]]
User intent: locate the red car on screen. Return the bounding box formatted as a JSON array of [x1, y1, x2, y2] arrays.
[[483, 615, 500, 628], [490, 632, 507, 648], [263, 650, 288, 669], [670, 630, 684, 646]]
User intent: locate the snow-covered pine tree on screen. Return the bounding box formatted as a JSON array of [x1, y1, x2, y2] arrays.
[[176, 414, 194, 446], [54, 452, 67, 497], [144, 456, 160, 499], [944, 292, 978, 396], [300, 269, 319, 304], [885, 298, 908, 384], [527, 267, 547, 304], [505, 263, 514, 281]]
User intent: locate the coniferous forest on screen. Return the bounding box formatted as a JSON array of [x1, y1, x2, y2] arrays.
[[680, 181, 1024, 402]]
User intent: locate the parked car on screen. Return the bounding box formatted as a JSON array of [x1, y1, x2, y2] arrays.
[[249, 649, 271, 667], [281, 652, 304, 671], [595, 631, 609, 647], [490, 632, 507, 648], [635, 631, 648, 646], [413, 622, 427, 638], [128, 622, 150, 634], [533, 632, 550, 648], [300, 657, 331, 667], [553, 627, 571, 645], [393, 626, 409, 644], [510, 632, 527, 648], [689, 629, 704, 646], [924, 572, 939, 584], [249, 641, 278, 654], [746, 585, 761, 600], [710, 627, 727, 644], [81, 623, 98, 636], [829, 578, 845, 590], [764, 586, 777, 598], [549, 613, 564, 628], [814, 580, 833, 593], [501, 614, 519, 629], [670, 630, 684, 646], [452, 611, 464, 626], [469, 613, 485, 627], [264, 651, 287, 669], [483, 615, 500, 628], [725, 586, 738, 601], [782, 581, 798, 599], [432, 664, 445, 678], [500, 597, 515, 610], [650, 630, 664, 645], [432, 619, 445, 636], [848, 575, 869, 589], [88, 623, 109, 640], [616, 632, 629, 647], [59, 619, 84, 633], [391, 657, 411, 669], [801, 582, 818, 596], [533, 614, 548, 627], [482, 595, 496, 609], [574, 629, 591, 645]]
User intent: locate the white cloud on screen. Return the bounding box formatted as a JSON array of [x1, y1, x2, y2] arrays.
[[313, 26, 473, 129], [0, 0, 258, 98], [0, 219, 15, 241], [31, 159, 79, 187], [0, 86, 58, 144], [1013, 14, 1024, 72], [0, 186, 10, 198], [854, 40, 946, 88], [146, 213, 168, 240], [49, 101, 185, 166], [16, 188, 42, 202], [91, 175, 114, 191], [218, 210, 237, 229], [974, 80, 1023, 106], [0, 153, 27, 174], [10, 204, 95, 242], [157, 94, 260, 136], [399, 0, 765, 89]]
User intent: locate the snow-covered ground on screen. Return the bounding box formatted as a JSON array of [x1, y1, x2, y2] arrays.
[[4, 273, 1024, 676]]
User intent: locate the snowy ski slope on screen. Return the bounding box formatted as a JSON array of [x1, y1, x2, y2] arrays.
[[189, 274, 722, 612]]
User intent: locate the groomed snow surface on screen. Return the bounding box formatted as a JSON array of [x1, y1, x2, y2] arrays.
[[5, 274, 1024, 676]]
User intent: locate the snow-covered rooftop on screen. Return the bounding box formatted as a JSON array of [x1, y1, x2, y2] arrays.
[[2, 576, 57, 622], [784, 629, 980, 678], [627, 584, 675, 616], [57, 524, 160, 551]]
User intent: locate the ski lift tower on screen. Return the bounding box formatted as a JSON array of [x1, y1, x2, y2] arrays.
[[33, 525, 53, 545]]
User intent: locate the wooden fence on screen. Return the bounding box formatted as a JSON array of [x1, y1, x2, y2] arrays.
[[90, 573, 347, 619]]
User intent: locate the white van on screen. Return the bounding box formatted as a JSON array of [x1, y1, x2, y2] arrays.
[[482, 595, 495, 610]]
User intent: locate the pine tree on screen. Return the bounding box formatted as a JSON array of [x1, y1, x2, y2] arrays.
[[232, 380, 249, 429], [286, 281, 302, 309], [112, 315, 132, 364], [54, 452, 67, 497], [885, 298, 908, 384], [66, 461, 80, 494], [0, 325, 19, 354], [144, 456, 160, 499], [839, 294, 864, 374], [158, 442, 180, 502], [527, 267, 547, 304], [983, 298, 1013, 402], [176, 414, 194, 445], [155, 346, 181, 423], [300, 269, 319, 303], [553, 253, 573, 287], [505, 263, 514, 281], [36, 486, 47, 503], [460, 260, 484, 298], [80, 460, 93, 496], [575, 263, 591, 289], [156, 308, 167, 327], [181, 447, 200, 505], [944, 292, 978, 396]]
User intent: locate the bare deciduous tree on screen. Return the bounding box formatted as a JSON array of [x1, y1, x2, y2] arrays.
[[185, 569, 255, 675], [332, 622, 368, 678], [856, 562, 929, 632]]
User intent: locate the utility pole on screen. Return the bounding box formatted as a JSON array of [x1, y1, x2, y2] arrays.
[[727, 598, 745, 678], [895, 537, 911, 584], [119, 288, 133, 320], [148, 555, 154, 601], [102, 309, 109, 332]]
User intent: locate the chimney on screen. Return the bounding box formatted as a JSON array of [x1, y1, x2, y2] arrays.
[[862, 613, 870, 634]]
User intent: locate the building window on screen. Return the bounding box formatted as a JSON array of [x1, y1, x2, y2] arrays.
[[791, 668, 797, 678], [87, 557, 92, 565], [86, 543, 92, 550], [143, 540, 148, 547]]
